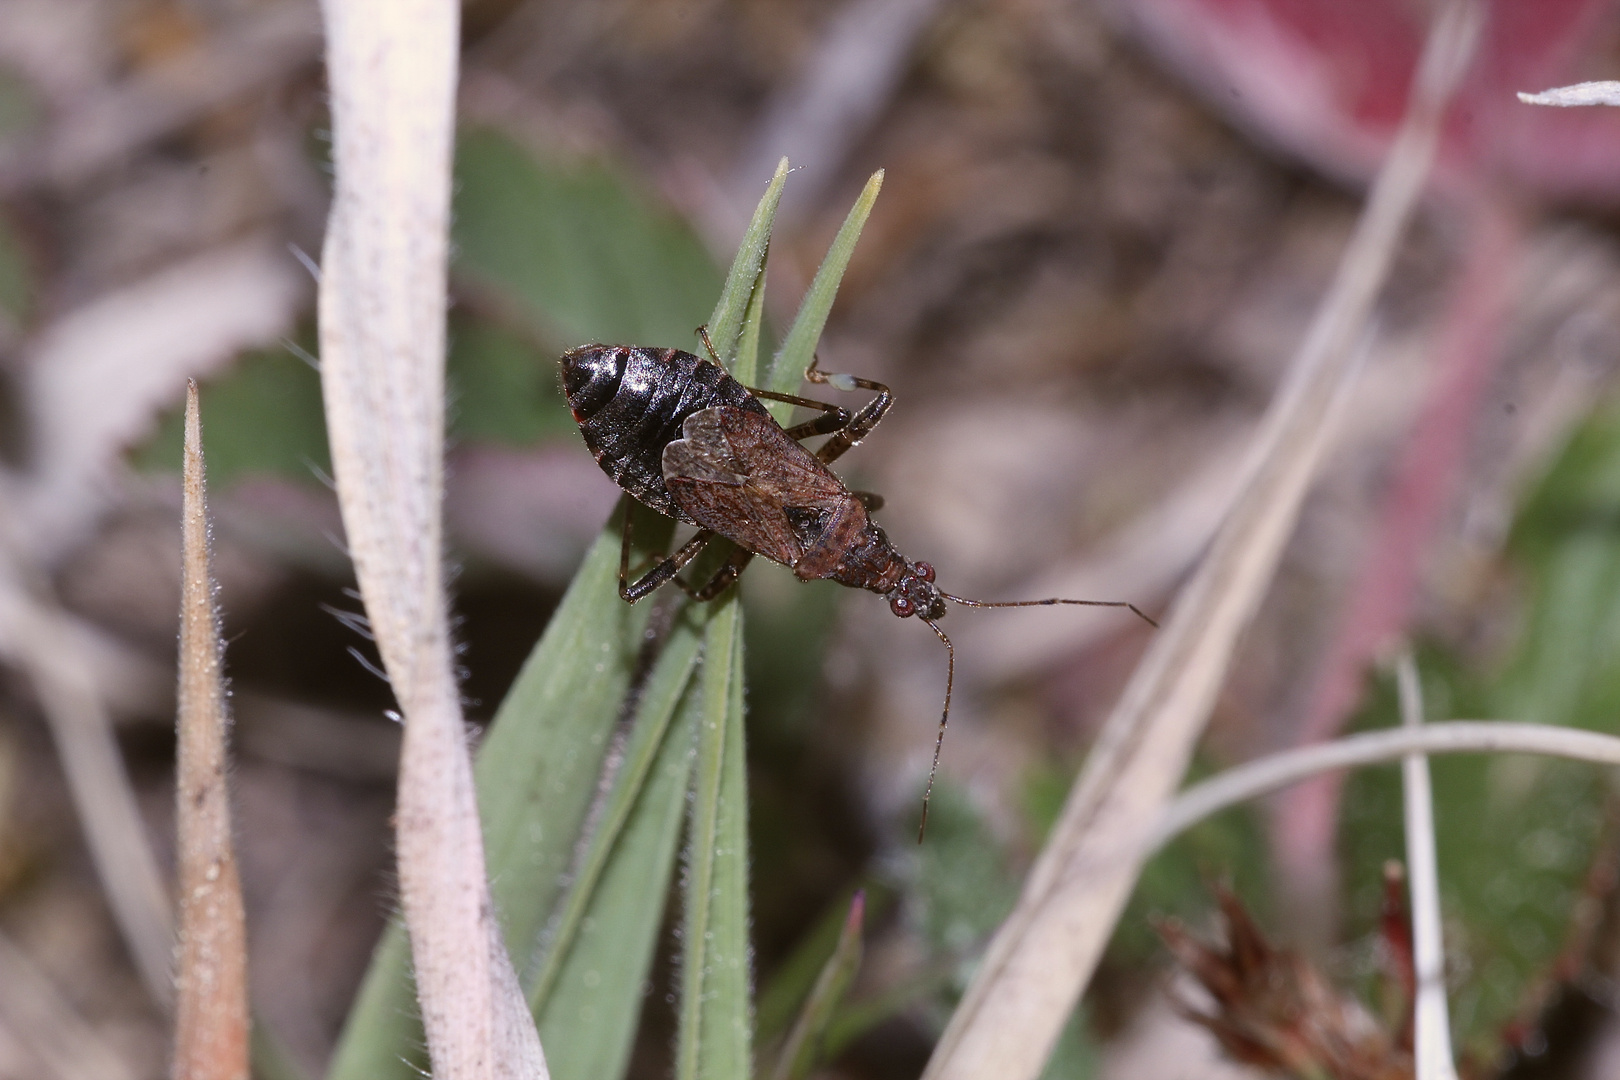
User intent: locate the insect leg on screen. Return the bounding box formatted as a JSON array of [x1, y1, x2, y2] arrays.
[[619, 510, 716, 603], [747, 387, 852, 440], [804, 357, 892, 464], [853, 491, 884, 511], [696, 324, 723, 364], [687, 546, 756, 601]]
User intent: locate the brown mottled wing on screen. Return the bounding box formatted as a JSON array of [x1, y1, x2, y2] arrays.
[[663, 406, 851, 567]]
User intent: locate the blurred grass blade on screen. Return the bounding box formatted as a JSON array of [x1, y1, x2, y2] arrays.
[[527, 618, 703, 1012], [756, 885, 885, 1045], [537, 677, 702, 1080], [175, 381, 249, 1080], [709, 156, 787, 376], [453, 129, 724, 348], [763, 170, 882, 395], [769, 893, 864, 1080], [676, 602, 752, 1080], [250, 1024, 311, 1080]]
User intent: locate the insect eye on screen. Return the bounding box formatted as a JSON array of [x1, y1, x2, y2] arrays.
[[914, 561, 935, 582], [890, 594, 913, 617]]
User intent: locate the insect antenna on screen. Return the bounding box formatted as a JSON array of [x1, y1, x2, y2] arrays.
[[917, 617, 954, 844], [937, 590, 1159, 629]]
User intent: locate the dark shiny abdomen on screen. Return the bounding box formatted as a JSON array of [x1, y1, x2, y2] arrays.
[[560, 344, 768, 523]]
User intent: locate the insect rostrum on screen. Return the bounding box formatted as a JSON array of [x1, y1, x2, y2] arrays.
[[560, 334, 1153, 838]]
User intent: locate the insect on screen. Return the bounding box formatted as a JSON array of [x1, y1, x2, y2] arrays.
[[560, 329, 1155, 838]]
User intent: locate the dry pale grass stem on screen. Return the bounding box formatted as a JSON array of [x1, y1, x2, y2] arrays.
[[921, 3, 1483, 1078], [317, 0, 546, 1076], [173, 381, 248, 1080], [1395, 651, 1456, 1080], [1149, 721, 1620, 853], [1518, 81, 1620, 107]]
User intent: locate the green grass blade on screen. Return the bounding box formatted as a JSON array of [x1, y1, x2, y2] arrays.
[[527, 616, 703, 1012], [734, 269, 768, 395], [537, 679, 703, 1080], [251, 1016, 312, 1080], [676, 600, 753, 1080], [328, 505, 660, 1080], [769, 893, 865, 1080], [763, 170, 883, 396], [326, 923, 421, 1080], [453, 130, 721, 347], [708, 157, 787, 375], [756, 884, 890, 1045]]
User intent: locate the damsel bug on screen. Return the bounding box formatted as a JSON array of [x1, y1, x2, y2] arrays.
[[560, 329, 1154, 838]]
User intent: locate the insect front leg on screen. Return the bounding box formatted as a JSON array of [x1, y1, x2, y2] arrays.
[[747, 387, 853, 440], [803, 358, 892, 465], [619, 510, 716, 603]]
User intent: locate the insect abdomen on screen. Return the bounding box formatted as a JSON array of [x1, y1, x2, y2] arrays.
[[560, 344, 768, 522]]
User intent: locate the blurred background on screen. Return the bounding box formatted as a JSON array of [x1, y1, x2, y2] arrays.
[[4, 0, 1620, 1077]]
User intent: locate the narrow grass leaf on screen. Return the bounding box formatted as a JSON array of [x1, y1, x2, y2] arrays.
[[733, 270, 768, 393], [763, 170, 882, 396], [769, 893, 864, 1080], [676, 601, 752, 1080], [250, 1022, 311, 1080], [709, 157, 787, 372], [527, 617, 703, 1013], [704, 608, 753, 1079], [537, 682, 701, 1080], [175, 381, 248, 1080], [325, 927, 420, 1080], [756, 885, 885, 1045]]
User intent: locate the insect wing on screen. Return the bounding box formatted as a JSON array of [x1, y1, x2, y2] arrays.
[[664, 407, 847, 566]]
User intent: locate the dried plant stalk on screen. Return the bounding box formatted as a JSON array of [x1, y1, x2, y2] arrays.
[[1395, 652, 1456, 1080], [0, 565, 173, 1007], [174, 381, 248, 1080], [0, 926, 137, 1080], [317, 1, 545, 1077], [1518, 81, 1620, 107], [921, 4, 1481, 1078]]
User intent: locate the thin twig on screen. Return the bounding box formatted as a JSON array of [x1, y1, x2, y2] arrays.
[[1396, 650, 1457, 1080], [174, 381, 249, 1080], [0, 573, 174, 1006], [0, 927, 136, 1080], [1148, 721, 1620, 852]]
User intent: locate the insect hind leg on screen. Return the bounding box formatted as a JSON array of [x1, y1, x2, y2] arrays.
[[687, 547, 755, 601], [619, 509, 716, 603]]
